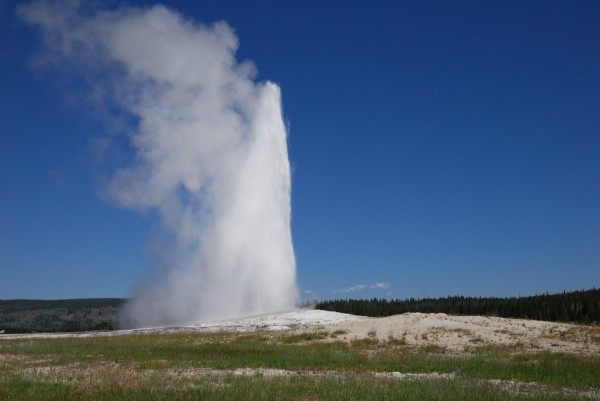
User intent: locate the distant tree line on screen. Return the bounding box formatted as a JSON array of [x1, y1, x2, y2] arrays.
[[316, 289, 600, 324], [0, 298, 125, 313], [0, 298, 126, 333]]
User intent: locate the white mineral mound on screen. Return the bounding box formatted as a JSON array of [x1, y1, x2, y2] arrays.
[[190, 309, 364, 332]]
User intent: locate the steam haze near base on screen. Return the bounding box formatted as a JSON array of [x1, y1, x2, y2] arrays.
[[18, 1, 299, 328]]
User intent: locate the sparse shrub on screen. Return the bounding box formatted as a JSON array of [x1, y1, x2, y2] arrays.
[[350, 338, 379, 347], [470, 336, 484, 344], [387, 336, 407, 346], [423, 344, 446, 353], [281, 331, 329, 343], [330, 330, 347, 338]]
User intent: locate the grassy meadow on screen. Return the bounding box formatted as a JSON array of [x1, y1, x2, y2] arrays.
[[1, 329, 599, 400]]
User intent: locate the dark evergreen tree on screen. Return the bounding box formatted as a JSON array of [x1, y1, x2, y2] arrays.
[[316, 289, 599, 324]]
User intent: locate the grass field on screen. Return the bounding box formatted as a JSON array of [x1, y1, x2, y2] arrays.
[[1, 329, 599, 400]]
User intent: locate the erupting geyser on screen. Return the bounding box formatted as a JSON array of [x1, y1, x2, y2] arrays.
[[18, 1, 299, 328]]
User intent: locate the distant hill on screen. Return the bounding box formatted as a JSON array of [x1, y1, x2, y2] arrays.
[[316, 289, 600, 324], [0, 298, 126, 333]]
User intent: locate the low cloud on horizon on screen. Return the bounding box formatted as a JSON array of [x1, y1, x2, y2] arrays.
[[332, 282, 391, 294]]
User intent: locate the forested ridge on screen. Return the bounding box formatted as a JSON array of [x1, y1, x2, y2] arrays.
[[0, 299, 125, 333], [0, 298, 125, 313], [316, 288, 600, 324]]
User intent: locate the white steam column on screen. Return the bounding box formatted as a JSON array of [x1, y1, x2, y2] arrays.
[[18, 2, 299, 328]]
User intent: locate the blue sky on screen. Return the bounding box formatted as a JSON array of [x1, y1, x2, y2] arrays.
[[1, 0, 599, 301]]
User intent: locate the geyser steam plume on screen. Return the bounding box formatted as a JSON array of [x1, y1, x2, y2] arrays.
[[18, 2, 299, 327]]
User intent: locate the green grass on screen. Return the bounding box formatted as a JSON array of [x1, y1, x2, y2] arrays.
[[2, 375, 588, 401], [1, 331, 598, 400]]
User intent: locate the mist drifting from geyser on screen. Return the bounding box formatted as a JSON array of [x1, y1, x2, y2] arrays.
[[18, 1, 299, 328]]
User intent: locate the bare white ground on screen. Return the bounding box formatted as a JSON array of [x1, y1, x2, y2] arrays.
[[316, 312, 600, 354], [191, 309, 364, 331]]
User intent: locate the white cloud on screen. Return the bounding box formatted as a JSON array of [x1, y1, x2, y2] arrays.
[[371, 282, 391, 290], [332, 282, 392, 294], [333, 284, 367, 294]]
